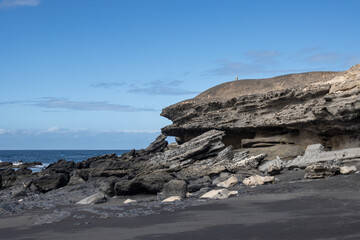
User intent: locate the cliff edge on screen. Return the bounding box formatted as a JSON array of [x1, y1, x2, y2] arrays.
[[161, 64, 360, 160]]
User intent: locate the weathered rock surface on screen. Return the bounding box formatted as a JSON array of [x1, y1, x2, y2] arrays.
[[304, 161, 341, 179], [148, 130, 226, 169], [243, 175, 275, 186], [162, 196, 182, 203], [216, 176, 238, 188], [340, 166, 358, 175], [161, 64, 360, 160], [258, 157, 284, 175], [0, 169, 17, 189], [200, 189, 238, 200], [159, 180, 187, 199], [226, 153, 266, 172], [286, 144, 360, 169], [145, 134, 168, 153], [187, 176, 212, 193], [32, 173, 69, 193]]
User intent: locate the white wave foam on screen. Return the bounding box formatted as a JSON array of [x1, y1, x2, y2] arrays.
[[12, 161, 23, 166]]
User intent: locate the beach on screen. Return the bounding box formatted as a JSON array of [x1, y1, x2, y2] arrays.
[[1, 172, 359, 240]]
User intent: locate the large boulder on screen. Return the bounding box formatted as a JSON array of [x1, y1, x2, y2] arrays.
[[258, 157, 284, 175], [216, 176, 238, 188], [187, 176, 212, 193], [114, 171, 173, 195], [43, 159, 76, 174], [10, 175, 35, 198], [304, 161, 341, 179], [243, 175, 275, 186], [340, 166, 358, 175], [32, 173, 69, 192], [0, 169, 17, 189], [84, 176, 121, 196], [159, 179, 187, 199]]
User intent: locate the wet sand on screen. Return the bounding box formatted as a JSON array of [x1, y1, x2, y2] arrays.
[[1, 173, 359, 240]]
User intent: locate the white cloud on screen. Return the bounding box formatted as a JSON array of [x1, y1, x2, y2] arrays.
[[0, 128, 161, 135], [206, 60, 261, 76], [305, 52, 341, 64], [35, 127, 81, 135], [0, 0, 41, 8], [99, 129, 161, 134], [245, 50, 281, 64], [128, 79, 198, 96], [0, 129, 9, 134], [34, 98, 155, 112], [91, 82, 125, 89], [0, 97, 155, 112]]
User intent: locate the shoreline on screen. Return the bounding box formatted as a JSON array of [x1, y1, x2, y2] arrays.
[[1, 172, 359, 240]]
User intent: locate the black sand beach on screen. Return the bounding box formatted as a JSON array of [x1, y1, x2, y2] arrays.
[[1, 172, 359, 240]]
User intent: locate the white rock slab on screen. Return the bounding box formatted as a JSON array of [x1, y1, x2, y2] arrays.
[[243, 175, 275, 186], [124, 199, 138, 204], [200, 189, 238, 200], [162, 196, 182, 202], [216, 176, 238, 188], [340, 166, 357, 175]]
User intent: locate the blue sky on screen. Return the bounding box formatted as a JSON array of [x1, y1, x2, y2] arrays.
[[1, 0, 359, 149]]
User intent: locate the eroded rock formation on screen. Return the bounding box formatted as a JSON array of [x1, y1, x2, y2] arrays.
[[161, 64, 360, 160]]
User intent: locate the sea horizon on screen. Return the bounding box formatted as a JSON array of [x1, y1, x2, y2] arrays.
[[0, 149, 130, 164]]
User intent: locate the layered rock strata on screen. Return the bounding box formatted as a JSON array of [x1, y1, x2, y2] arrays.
[[161, 64, 360, 160]]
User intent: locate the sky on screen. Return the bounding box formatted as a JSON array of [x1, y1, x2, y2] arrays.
[[0, 0, 360, 150]]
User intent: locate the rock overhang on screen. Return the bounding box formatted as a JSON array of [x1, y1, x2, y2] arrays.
[[160, 64, 360, 160]]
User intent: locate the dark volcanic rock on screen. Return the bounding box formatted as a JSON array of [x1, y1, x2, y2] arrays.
[[160, 179, 187, 199], [145, 134, 168, 153], [32, 173, 70, 192], [115, 170, 173, 195], [10, 175, 35, 198], [187, 176, 212, 193], [15, 168, 32, 176], [0, 161, 42, 169], [0, 162, 13, 168], [21, 161, 42, 168], [84, 177, 120, 196], [43, 159, 76, 174], [0, 169, 17, 189]]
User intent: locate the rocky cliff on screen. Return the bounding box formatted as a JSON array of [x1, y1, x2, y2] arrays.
[[161, 64, 360, 160]]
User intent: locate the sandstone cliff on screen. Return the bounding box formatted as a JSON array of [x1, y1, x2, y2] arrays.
[[161, 64, 360, 160]]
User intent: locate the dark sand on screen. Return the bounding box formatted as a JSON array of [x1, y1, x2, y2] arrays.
[[1, 173, 359, 240]]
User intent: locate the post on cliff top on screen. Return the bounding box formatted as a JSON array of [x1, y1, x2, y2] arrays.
[[235, 76, 238, 80]]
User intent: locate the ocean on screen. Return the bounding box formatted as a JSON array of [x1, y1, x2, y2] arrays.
[[0, 150, 129, 169]]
